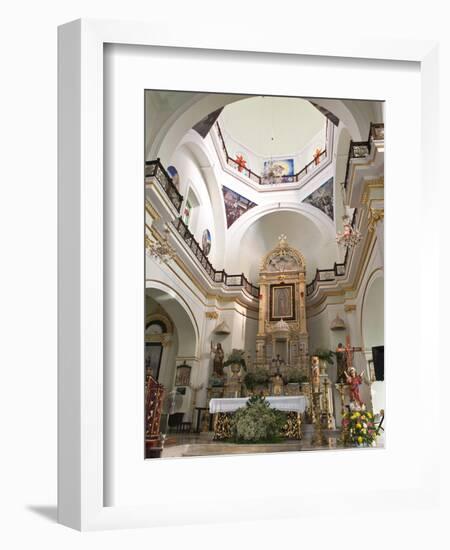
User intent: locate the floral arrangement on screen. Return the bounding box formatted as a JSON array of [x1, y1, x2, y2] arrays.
[[232, 395, 285, 442], [314, 348, 335, 364], [342, 409, 378, 447], [223, 349, 247, 371]]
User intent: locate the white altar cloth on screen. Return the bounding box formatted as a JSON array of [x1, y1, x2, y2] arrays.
[[209, 396, 307, 414]]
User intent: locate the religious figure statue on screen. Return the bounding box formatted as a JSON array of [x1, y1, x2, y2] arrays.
[[311, 356, 320, 393], [272, 372, 284, 396], [211, 342, 225, 377], [344, 367, 364, 407], [335, 342, 347, 383]]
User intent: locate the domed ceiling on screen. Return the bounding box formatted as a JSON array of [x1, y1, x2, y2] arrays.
[[219, 97, 326, 157]]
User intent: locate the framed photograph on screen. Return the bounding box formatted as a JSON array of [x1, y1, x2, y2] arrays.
[[58, 18, 440, 531]]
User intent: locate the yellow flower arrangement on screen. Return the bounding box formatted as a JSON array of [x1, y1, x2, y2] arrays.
[[342, 408, 379, 447]]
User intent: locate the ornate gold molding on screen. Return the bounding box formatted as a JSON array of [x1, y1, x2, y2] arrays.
[[368, 208, 384, 232], [361, 177, 384, 206], [344, 304, 357, 312], [205, 311, 219, 319], [145, 200, 160, 221]]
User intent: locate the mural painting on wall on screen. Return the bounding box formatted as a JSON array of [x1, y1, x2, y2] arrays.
[[166, 165, 180, 189], [263, 158, 294, 178], [145, 343, 163, 380], [175, 363, 192, 386], [192, 107, 224, 139], [309, 101, 340, 126], [202, 229, 212, 256], [222, 186, 257, 228], [303, 177, 334, 220]]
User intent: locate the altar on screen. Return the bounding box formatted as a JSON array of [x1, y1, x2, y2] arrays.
[[210, 395, 307, 414], [209, 395, 307, 441]]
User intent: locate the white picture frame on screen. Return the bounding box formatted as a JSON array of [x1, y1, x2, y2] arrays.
[[58, 18, 440, 531]]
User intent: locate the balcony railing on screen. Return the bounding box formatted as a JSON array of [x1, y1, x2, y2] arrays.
[[147, 156, 359, 300], [145, 159, 183, 212], [174, 217, 260, 298], [215, 122, 327, 185], [344, 123, 384, 189]]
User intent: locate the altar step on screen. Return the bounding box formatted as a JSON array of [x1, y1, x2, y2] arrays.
[[161, 427, 343, 458]]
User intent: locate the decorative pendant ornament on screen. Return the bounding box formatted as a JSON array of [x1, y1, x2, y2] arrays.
[[235, 153, 247, 172], [145, 227, 176, 263], [336, 214, 362, 249]]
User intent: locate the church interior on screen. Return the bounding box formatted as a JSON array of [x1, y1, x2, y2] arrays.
[[144, 92, 385, 459]]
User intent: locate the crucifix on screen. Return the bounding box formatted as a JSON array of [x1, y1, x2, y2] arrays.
[[336, 335, 362, 383], [343, 334, 362, 369], [271, 354, 285, 373]]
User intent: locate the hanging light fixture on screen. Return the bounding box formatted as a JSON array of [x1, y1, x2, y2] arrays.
[[145, 226, 176, 263], [336, 214, 362, 249], [335, 181, 362, 249], [261, 96, 282, 185]]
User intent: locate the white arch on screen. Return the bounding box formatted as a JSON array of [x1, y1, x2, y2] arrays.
[[224, 203, 337, 281], [226, 201, 335, 246], [176, 131, 228, 264], [150, 93, 251, 165], [145, 280, 199, 358], [360, 269, 384, 351]]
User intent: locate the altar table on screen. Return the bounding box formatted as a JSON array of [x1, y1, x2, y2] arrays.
[[209, 396, 307, 440], [209, 395, 307, 414]]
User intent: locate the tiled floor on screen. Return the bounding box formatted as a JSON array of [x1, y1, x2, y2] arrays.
[[160, 429, 383, 458]]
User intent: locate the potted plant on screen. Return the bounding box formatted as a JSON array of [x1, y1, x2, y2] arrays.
[[285, 369, 308, 395], [223, 349, 247, 379], [314, 348, 336, 374], [243, 368, 270, 395]]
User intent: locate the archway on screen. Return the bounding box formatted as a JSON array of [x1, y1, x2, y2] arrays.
[[361, 272, 384, 351], [226, 207, 338, 283]]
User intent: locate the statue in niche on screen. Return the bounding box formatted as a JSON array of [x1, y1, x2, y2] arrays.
[[211, 342, 225, 377], [335, 342, 348, 383], [272, 372, 284, 396], [344, 367, 364, 407]]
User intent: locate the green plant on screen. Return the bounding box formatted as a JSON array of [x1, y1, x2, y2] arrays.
[[232, 396, 285, 442], [210, 373, 225, 387], [223, 349, 247, 371], [243, 368, 270, 390], [286, 369, 308, 384], [314, 348, 336, 364]]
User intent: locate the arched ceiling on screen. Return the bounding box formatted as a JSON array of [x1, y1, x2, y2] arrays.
[[234, 210, 338, 283], [146, 288, 197, 356], [219, 96, 326, 157]]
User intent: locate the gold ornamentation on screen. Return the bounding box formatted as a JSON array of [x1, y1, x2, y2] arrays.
[[368, 208, 384, 232], [213, 412, 233, 440], [344, 304, 356, 312], [281, 412, 302, 440], [205, 311, 219, 319]]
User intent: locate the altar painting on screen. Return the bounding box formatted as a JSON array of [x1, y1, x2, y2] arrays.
[[270, 283, 295, 320]]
